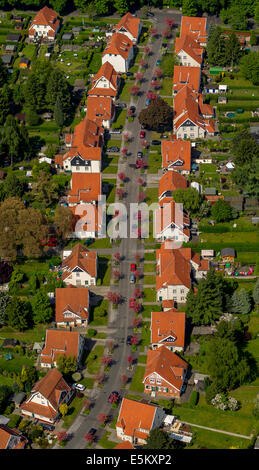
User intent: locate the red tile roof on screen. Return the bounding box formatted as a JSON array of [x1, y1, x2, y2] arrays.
[[70, 204, 101, 234], [40, 330, 81, 365], [116, 398, 157, 438], [159, 171, 188, 199], [175, 35, 203, 65], [156, 243, 191, 292], [29, 6, 59, 33], [0, 425, 28, 449], [103, 32, 133, 59], [143, 346, 188, 392], [173, 86, 214, 133], [114, 441, 134, 449], [88, 87, 117, 98], [180, 16, 207, 44], [91, 61, 119, 90], [161, 139, 191, 172], [86, 96, 115, 125], [173, 65, 201, 93], [55, 286, 89, 324], [61, 243, 97, 280], [155, 198, 190, 239], [20, 368, 71, 421], [68, 173, 101, 204], [151, 309, 186, 348], [113, 12, 141, 40]]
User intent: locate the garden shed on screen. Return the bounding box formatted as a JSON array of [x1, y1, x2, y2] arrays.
[[2, 339, 19, 348], [10, 392, 26, 409]]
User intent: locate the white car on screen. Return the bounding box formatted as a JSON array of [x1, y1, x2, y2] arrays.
[[72, 383, 85, 391]]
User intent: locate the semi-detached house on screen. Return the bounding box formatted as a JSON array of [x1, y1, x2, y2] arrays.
[[111, 12, 142, 44], [102, 32, 134, 73], [162, 139, 191, 174], [180, 16, 208, 46], [174, 34, 203, 67], [28, 6, 60, 40], [55, 285, 89, 328], [40, 329, 85, 369], [88, 61, 120, 101], [151, 308, 186, 352], [61, 243, 97, 287], [155, 198, 190, 243]]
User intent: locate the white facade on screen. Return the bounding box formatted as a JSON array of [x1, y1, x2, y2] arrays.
[[29, 23, 59, 40], [63, 266, 96, 287], [102, 46, 134, 73], [63, 156, 101, 173], [157, 284, 189, 303], [175, 121, 205, 140], [116, 406, 165, 445], [176, 50, 201, 67], [156, 225, 190, 243], [41, 334, 85, 368]]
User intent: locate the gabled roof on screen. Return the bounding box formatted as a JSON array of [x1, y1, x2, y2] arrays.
[[55, 286, 89, 323], [159, 171, 188, 199], [113, 12, 141, 39], [161, 139, 191, 172], [103, 32, 133, 59], [91, 62, 119, 90], [68, 172, 101, 204], [70, 204, 102, 234], [61, 243, 97, 280], [173, 85, 207, 131], [175, 35, 203, 65], [88, 87, 117, 98], [40, 330, 81, 364], [86, 96, 115, 125], [143, 346, 188, 392], [173, 65, 201, 93], [116, 398, 158, 437], [29, 6, 59, 32], [156, 243, 191, 291], [20, 368, 71, 420], [180, 16, 207, 44], [0, 425, 27, 449], [114, 441, 134, 449], [151, 309, 186, 348], [155, 198, 190, 238]]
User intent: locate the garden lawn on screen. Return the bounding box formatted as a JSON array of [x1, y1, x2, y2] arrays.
[[119, 82, 132, 102], [160, 77, 172, 96], [85, 345, 105, 375], [0, 353, 35, 374], [187, 426, 251, 449], [143, 288, 156, 302], [142, 305, 161, 319], [62, 395, 85, 429], [144, 252, 156, 261], [98, 432, 117, 449], [145, 187, 158, 204], [112, 109, 127, 129], [143, 263, 156, 272], [143, 275, 155, 285], [0, 325, 47, 344], [129, 366, 145, 393]]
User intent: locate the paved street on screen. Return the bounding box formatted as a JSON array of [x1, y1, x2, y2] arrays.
[[59, 10, 181, 450]]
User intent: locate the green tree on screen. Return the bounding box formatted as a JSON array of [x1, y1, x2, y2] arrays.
[[0, 85, 11, 125], [207, 26, 227, 66], [173, 187, 203, 215], [0, 292, 10, 327], [114, 0, 130, 15], [20, 365, 37, 387], [250, 31, 257, 46], [1, 116, 23, 166], [228, 5, 248, 30], [57, 354, 77, 375], [26, 107, 40, 126], [225, 32, 242, 67], [54, 96, 64, 128], [31, 171, 59, 208], [6, 297, 31, 331], [49, 0, 68, 14], [0, 57, 8, 87], [59, 403, 68, 418], [182, 0, 198, 16], [30, 289, 53, 324], [138, 96, 173, 131], [94, 0, 109, 14], [253, 278, 259, 304], [144, 428, 177, 449], [240, 51, 259, 85], [216, 318, 243, 343], [207, 337, 252, 391], [3, 173, 24, 199], [54, 205, 74, 240], [45, 69, 71, 115], [211, 199, 233, 222], [231, 289, 252, 314], [186, 269, 224, 325]]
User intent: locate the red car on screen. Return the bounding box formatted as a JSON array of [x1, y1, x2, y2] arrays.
[[139, 130, 145, 138], [130, 263, 136, 272], [129, 298, 135, 308]]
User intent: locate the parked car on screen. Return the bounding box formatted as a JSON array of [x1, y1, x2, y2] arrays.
[[130, 263, 136, 271], [89, 428, 97, 436], [110, 129, 122, 134], [126, 72, 133, 77], [145, 99, 151, 106], [135, 159, 143, 169], [151, 140, 161, 145], [39, 422, 55, 432], [129, 105, 136, 113], [156, 59, 161, 66], [72, 383, 86, 391], [127, 334, 133, 344], [116, 102, 127, 108], [139, 130, 145, 138], [130, 273, 135, 284], [137, 151, 143, 158], [146, 11, 154, 17], [107, 146, 119, 152]]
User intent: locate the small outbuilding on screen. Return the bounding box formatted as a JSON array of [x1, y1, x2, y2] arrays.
[[2, 54, 13, 66], [2, 338, 19, 348], [6, 33, 21, 42], [62, 33, 73, 41], [19, 57, 30, 69], [221, 248, 236, 262]]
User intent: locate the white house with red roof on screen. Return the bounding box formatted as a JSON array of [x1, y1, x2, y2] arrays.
[[20, 369, 74, 424], [86, 96, 115, 129], [161, 139, 191, 175], [61, 243, 97, 287], [143, 346, 188, 398], [151, 309, 186, 352], [55, 285, 89, 328], [111, 12, 142, 44], [180, 16, 207, 46], [88, 61, 120, 101], [0, 425, 28, 449], [40, 329, 85, 368], [174, 35, 203, 67], [28, 6, 60, 40], [116, 398, 165, 446], [102, 33, 134, 73], [155, 198, 190, 243]]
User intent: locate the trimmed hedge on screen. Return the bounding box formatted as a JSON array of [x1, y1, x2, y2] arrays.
[[189, 390, 199, 408], [218, 103, 259, 111]]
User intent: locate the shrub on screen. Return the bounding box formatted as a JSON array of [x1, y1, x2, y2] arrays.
[[7, 414, 21, 429], [189, 391, 199, 408], [87, 328, 97, 338]]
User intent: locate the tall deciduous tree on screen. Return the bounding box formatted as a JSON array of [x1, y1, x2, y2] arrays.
[[30, 289, 53, 324], [0, 292, 10, 327], [138, 96, 173, 131], [54, 96, 64, 128], [211, 199, 233, 222], [231, 289, 252, 314], [6, 297, 31, 331]]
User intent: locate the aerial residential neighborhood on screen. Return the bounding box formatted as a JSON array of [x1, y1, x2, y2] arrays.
[[0, 0, 259, 455]]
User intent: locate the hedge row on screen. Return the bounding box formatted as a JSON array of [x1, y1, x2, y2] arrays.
[[218, 103, 259, 111], [199, 224, 258, 233], [183, 242, 259, 252], [220, 116, 259, 123]]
